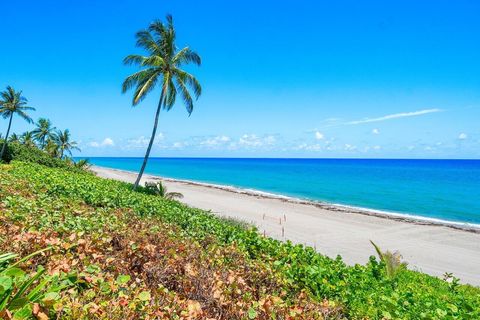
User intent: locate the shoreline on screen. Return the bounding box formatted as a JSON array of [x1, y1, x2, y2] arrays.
[[92, 165, 480, 234], [90, 165, 480, 285]]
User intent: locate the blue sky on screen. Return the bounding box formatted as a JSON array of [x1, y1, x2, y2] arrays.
[[1, 0, 479, 158]]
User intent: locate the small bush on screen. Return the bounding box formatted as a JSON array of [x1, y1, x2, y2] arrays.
[[1, 143, 84, 173]]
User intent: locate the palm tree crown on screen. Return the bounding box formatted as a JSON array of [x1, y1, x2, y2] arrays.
[[20, 131, 36, 147], [32, 118, 55, 149], [8, 133, 20, 143], [0, 86, 35, 159], [122, 15, 202, 189], [122, 15, 202, 111], [54, 129, 80, 158]]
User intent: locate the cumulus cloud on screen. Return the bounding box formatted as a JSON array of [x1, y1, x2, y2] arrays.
[[237, 134, 276, 148], [200, 135, 231, 147], [126, 133, 164, 149], [315, 131, 324, 140], [89, 137, 114, 148], [458, 133, 468, 140], [346, 109, 441, 125]]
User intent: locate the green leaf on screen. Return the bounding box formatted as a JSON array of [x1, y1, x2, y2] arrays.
[[137, 291, 151, 301], [42, 291, 61, 305], [0, 276, 13, 291], [12, 304, 32, 320], [116, 274, 130, 286], [4, 268, 26, 278], [248, 307, 257, 319]]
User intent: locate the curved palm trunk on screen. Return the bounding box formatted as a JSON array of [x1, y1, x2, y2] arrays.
[[0, 114, 14, 160], [133, 93, 164, 190]]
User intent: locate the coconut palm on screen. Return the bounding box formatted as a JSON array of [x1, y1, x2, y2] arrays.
[[20, 131, 36, 147], [54, 129, 80, 159], [44, 138, 60, 158], [0, 86, 35, 159], [122, 15, 202, 189], [8, 133, 20, 143], [32, 118, 55, 149], [144, 181, 183, 200]]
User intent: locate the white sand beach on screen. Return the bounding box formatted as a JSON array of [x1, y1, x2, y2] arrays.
[[92, 165, 480, 286]]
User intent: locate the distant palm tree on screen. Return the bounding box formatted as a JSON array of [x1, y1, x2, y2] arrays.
[[45, 138, 60, 158], [20, 131, 36, 147], [0, 86, 35, 159], [54, 129, 80, 159], [32, 118, 55, 149], [122, 15, 202, 189], [8, 133, 20, 143]]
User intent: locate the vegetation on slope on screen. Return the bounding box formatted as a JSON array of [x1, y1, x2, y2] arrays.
[[1, 161, 479, 319]]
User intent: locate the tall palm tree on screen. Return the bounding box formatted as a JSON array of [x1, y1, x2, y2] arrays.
[[32, 118, 55, 149], [54, 129, 80, 159], [0, 86, 35, 159], [122, 15, 202, 189], [20, 131, 36, 147]]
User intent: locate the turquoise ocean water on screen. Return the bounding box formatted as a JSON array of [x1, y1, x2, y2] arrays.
[[86, 157, 480, 225]]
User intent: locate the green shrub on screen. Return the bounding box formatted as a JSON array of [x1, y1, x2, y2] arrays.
[[1, 143, 84, 173], [2, 161, 480, 318]]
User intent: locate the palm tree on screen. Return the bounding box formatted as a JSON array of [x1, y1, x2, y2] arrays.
[[32, 118, 55, 149], [20, 131, 36, 147], [122, 15, 202, 189], [144, 181, 183, 200], [54, 129, 80, 159], [8, 133, 20, 143], [44, 138, 60, 158], [0, 86, 35, 159]]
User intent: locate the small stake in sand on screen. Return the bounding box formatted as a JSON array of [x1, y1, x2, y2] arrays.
[[284, 213, 286, 222], [282, 226, 285, 238]]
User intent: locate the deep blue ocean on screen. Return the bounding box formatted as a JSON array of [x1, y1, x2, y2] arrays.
[[86, 157, 480, 225]]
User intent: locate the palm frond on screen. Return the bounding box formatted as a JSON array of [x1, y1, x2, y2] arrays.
[[131, 70, 160, 105], [135, 30, 160, 54], [173, 47, 201, 66], [175, 77, 193, 115], [123, 54, 147, 66]]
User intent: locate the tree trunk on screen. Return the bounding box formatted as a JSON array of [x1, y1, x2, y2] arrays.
[[133, 92, 164, 190], [0, 114, 13, 160]]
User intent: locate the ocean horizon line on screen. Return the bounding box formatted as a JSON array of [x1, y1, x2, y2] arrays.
[[78, 156, 480, 161]]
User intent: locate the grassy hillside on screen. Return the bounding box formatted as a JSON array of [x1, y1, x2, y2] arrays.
[[0, 161, 479, 319]]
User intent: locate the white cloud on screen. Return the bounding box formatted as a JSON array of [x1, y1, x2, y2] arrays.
[[344, 144, 357, 151], [125, 133, 164, 149], [89, 137, 114, 148], [458, 133, 468, 140], [315, 131, 324, 140], [372, 128, 380, 135], [200, 135, 231, 147], [295, 143, 322, 151], [347, 109, 441, 125]]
